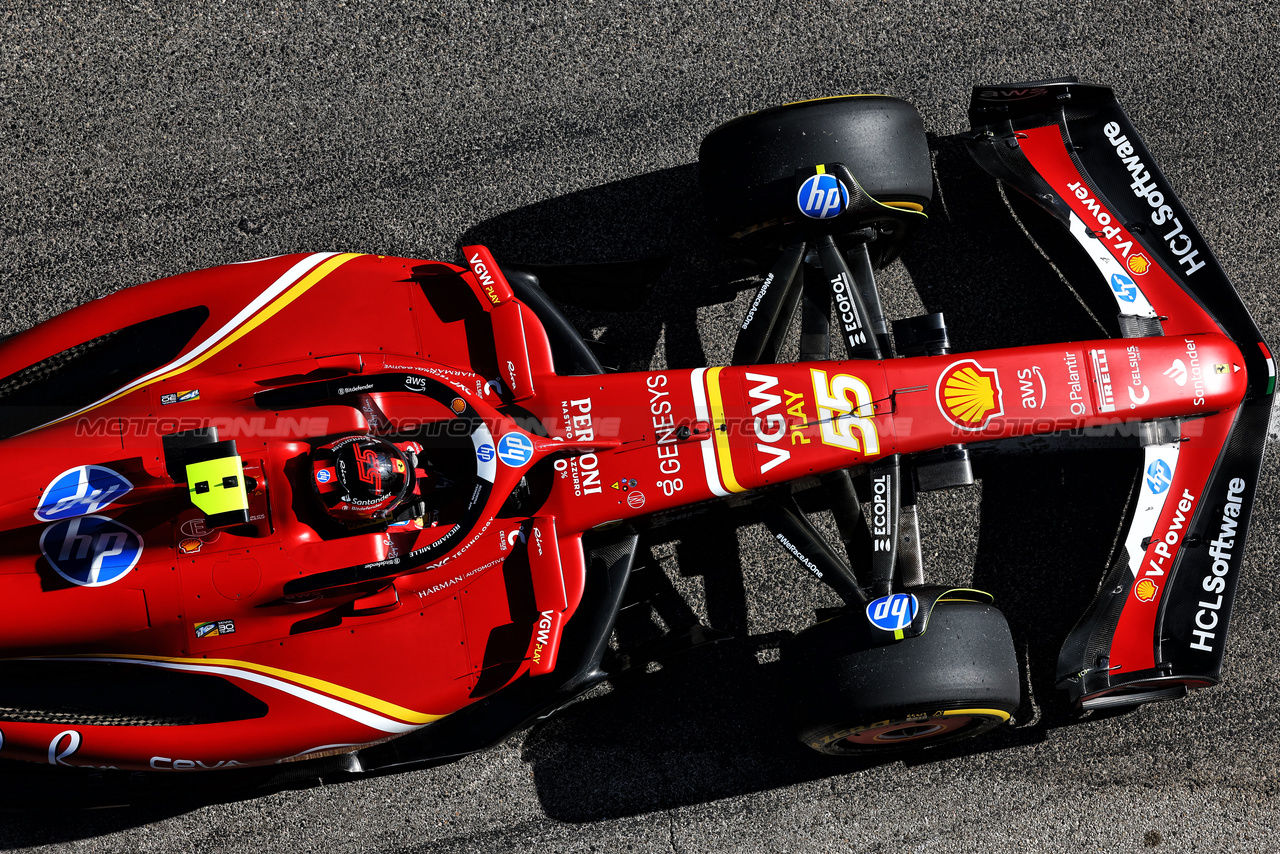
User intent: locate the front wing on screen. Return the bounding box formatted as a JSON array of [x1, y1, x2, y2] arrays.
[[967, 80, 1275, 708]]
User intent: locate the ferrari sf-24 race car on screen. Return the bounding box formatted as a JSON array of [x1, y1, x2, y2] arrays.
[[0, 80, 1271, 786]]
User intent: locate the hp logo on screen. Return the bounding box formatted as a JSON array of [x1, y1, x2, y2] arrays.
[[1110, 273, 1138, 303], [797, 173, 850, 220], [1145, 459, 1173, 495]]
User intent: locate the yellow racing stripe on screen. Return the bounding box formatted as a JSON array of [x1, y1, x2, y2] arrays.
[[150, 252, 362, 383], [30, 652, 443, 725], [704, 367, 746, 493], [38, 252, 361, 430]]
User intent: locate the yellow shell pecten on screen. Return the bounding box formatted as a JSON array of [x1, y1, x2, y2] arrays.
[[943, 366, 997, 425]]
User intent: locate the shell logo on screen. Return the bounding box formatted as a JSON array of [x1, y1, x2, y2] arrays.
[[177, 537, 203, 555], [936, 359, 1004, 431], [1135, 578, 1158, 602], [1126, 253, 1151, 276]]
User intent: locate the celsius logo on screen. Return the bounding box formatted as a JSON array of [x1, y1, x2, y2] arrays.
[[1109, 272, 1138, 303], [39, 515, 144, 587], [1145, 459, 1173, 494], [866, 593, 918, 632], [1165, 360, 1188, 386], [797, 173, 849, 220], [35, 465, 133, 522]]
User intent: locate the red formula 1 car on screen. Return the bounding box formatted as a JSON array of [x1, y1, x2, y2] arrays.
[[0, 80, 1272, 791]]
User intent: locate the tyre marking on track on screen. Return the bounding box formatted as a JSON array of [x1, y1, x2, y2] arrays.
[[704, 367, 746, 493], [25, 252, 362, 434], [689, 368, 729, 497], [15, 653, 444, 730]]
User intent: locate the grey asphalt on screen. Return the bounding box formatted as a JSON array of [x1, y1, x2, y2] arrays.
[[3, 2, 1280, 852]]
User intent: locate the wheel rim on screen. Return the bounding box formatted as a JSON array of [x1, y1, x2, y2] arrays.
[[842, 715, 975, 745], [809, 708, 1011, 753]]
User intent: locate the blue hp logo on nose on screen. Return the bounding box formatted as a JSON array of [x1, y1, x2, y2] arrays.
[[797, 173, 850, 220], [1145, 459, 1172, 494], [1110, 273, 1138, 303]]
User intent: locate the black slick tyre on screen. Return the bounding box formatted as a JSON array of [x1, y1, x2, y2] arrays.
[[782, 600, 1020, 755], [698, 95, 932, 258]]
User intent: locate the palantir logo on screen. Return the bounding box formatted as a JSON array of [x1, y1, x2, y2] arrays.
[[865, 593, 918, 632], [34, 466, 133, 522], [1165, 359, 1188, 387], [1109, 272, 1138, 303], [39, 515, 144, 587], [797, 173, 849, 220], [1145, 459, 1173, 495]]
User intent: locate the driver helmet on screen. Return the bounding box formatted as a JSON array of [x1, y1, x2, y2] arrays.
[[311, 435, 415, 521]]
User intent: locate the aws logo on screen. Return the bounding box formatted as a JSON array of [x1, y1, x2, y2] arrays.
[[936, 359, 1004, 431]]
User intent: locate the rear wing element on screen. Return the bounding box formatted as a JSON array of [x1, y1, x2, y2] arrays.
[[967, 81, 1275, 708]]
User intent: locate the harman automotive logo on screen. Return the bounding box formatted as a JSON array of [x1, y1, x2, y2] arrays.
[[797, 172, 849, 220], [937, 359, 1004, 431]]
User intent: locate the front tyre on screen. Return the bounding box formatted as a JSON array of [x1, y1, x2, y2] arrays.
[[782, 600, 1020, 755]]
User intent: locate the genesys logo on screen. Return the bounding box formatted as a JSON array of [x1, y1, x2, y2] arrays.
[[936, 360, 1003, 431]]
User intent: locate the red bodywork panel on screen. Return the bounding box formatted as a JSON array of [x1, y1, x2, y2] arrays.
[[0, 249, 1248, 771]]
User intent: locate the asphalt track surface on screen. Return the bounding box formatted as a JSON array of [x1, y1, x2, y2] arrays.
[[2, 2, 1280, 852]]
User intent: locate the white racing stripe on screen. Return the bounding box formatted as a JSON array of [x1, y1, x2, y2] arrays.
[[690, 368, 728, 497], [41, 251, 340, 428], [26, 656, 420, 734]]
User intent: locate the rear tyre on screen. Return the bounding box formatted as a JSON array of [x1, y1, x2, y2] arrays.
[[782, 600, 1020, 755], [698, 95, 932, 264]]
